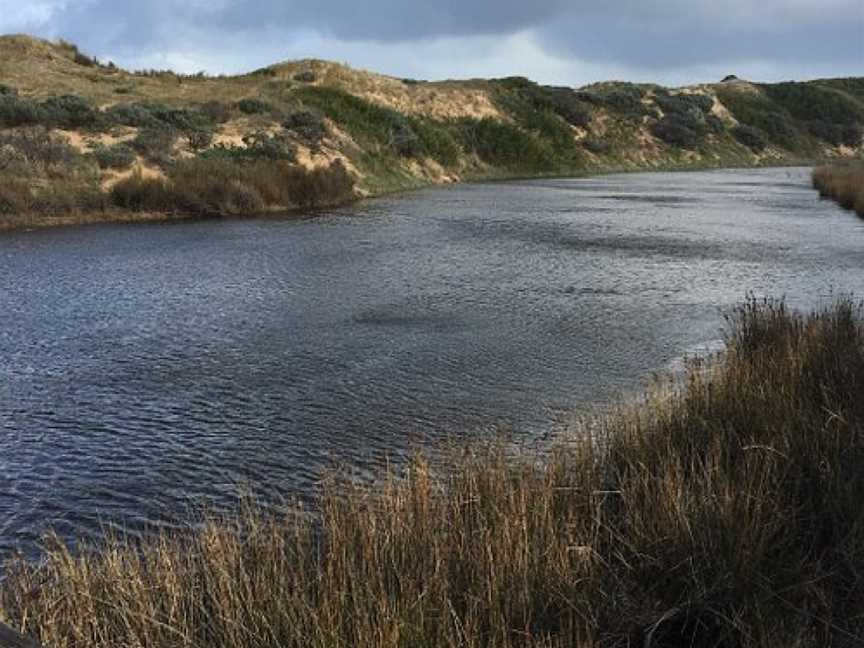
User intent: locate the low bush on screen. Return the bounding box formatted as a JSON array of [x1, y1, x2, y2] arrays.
[[236, 98, 273, 115], [295, 86, 457, 164], [38, 95, 99, 129], [36, 96, 88, 127], [495, 78, 592, 129], [764, 81, 864, 127], [130, 128, 177, 162], [106, 102, 213, 131], [0, 95, 41, 127], [652, 118, 701, 148], [201, 131, 297, 162], [457, 117, 554, 171], [577, 83, 648, 119], [806, 120, 863, 147], [704, 113, 725, 134], [196, 101, 233, 124], [412, 120, 461, 167], [654, 90, 714, 116], [91, 143, 136, 169], [716, 88, 804, 150], [732, 124, 768, 152], [651, 109, 711, 149], [0, 127, 79, 170], [283, 110, 327, 144], [812, 164, 864, 217]]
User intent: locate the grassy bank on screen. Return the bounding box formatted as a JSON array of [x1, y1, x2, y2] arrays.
[[2, 296, 863, 647], [813, 163, 864, 217]]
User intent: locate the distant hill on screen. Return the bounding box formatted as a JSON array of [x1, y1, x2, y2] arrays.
[[0, 34, 862, 229]]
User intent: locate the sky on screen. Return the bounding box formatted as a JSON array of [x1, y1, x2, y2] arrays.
[[0, 1, 861, 87]]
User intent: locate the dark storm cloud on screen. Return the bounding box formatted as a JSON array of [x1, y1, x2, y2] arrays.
[[3, 1, 861, 81], [542, 9, 863, 68]]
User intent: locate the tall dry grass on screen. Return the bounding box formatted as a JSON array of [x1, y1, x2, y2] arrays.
[[2, 297, 864, 647], [812, 163, 864, 217], [111, 158, 356, 216]]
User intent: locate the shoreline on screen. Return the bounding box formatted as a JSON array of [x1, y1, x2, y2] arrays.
[[0, 158, 823, 234], [2, 297, 862, 645]]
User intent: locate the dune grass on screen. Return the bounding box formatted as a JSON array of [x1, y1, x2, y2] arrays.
[[1, 296, 863, 647], [813, 163, 864, 217]]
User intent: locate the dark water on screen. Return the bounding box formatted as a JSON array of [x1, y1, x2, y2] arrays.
[[2, 167, 863, 559]]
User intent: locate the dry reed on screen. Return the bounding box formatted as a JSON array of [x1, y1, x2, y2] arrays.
[[812, 163, 864, 217], [2, 297, 863, 647]]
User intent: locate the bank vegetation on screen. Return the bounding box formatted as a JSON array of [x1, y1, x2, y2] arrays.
[[1, 296, 863, 647], [813, 163, 864, 217]]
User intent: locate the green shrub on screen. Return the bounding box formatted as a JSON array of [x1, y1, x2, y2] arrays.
[[295, 86, 449, 161], [716, 88, 802, 149], [130, 128, 177, 161], [0, 127, 79, 169], [0, 94, 99, 129], [494, 78, 592, 128], [731, 124, 768, 152], [577, 84, 648, 119], [763, 82, 864, 126], [806, 120, 863, 147], [39, 95, 99, 128], [457, 117, 553, 171], [412, 120, 461, 167], [236, 98, 273, 115], [283, 110, 327, 143], [106, 102, 212, 131], [91, 143, 136, 169], [196, 101, 233, 124], [0, 84, 18, 97], [0, 94, 42, 127], [705, 114, 725, 135], [201, 131, 296, 162], [652, 116, 703, 148], [654, 91, 714, 116]]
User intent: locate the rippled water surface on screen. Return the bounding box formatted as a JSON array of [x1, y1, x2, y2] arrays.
[[2, 167, 863, 558]]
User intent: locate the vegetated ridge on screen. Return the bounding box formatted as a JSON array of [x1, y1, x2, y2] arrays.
[[1, 33, 863, 229]]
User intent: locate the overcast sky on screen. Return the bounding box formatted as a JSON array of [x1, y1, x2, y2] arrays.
[[1, 1, 862, 86]]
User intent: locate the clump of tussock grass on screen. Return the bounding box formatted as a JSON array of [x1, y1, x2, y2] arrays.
[[111, 157, 355, 215], [813, 163, 864, 217], [2, 297, 864, 647]]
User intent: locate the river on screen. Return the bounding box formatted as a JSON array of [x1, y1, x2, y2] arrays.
[[1, 166, 862, 559]]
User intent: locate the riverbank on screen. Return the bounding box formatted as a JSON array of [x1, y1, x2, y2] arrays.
[[0, 157, 822, 234], [2, 296, 862, 647], [813, 162, 864, 217]]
